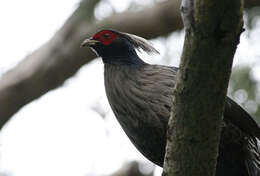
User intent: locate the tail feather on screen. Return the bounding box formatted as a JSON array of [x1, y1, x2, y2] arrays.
[[245, 139, 260, 176]]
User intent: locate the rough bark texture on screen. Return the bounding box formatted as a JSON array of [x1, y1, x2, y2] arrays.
[[163, 0, 244, 176], [0, 0, 258, 128]]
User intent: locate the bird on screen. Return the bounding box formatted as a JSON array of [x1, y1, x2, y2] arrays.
[[81, 29, 260, 176]]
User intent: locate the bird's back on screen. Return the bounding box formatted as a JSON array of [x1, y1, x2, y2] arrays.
[[104, 63, 260, 176]]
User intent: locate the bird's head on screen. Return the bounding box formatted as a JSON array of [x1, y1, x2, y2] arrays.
[[81, 29, 159, 65]]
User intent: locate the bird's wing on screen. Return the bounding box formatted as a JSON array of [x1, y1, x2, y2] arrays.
[[169, 66, 260, 138], [224, 97, 260, 138], [244, 138, 260, 176]]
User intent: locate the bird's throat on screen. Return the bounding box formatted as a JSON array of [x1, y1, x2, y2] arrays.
[[101, 55, 146, 66]]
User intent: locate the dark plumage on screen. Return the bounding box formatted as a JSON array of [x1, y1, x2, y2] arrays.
[[81, 29, 260, 176]]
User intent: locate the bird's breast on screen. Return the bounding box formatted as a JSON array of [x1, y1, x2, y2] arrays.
[[103, 64, 179, 166]]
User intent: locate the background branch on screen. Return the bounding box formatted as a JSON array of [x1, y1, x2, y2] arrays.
[[110, 161, 154, 176]]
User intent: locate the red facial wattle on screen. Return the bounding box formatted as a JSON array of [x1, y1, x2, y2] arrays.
[[93, 30, 118, 45]]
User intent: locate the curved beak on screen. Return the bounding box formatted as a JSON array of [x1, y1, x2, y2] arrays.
[[81, 38, 100, 47]]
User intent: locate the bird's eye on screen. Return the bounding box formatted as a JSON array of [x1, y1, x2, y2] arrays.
[[103, 33, 110, 39]]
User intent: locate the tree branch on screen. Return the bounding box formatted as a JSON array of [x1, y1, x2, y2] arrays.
[[110, 161, 154, 176], [244, 0, 260, 8], [0, 0, 258, 127], [0, 0, 182, 126], [163, 0, 243, 176]]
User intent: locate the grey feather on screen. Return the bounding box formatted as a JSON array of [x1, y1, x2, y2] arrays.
[[104, 63, 260, 175], [104, 64, 174, 165], [87, 29, 260, 175], [119, 32, 160, 55]]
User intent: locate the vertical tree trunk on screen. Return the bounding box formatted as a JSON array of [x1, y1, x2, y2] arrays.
[[163, 0, 244, 176]]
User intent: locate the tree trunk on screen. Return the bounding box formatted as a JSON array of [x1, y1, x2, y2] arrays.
[[163, 0, 243, 176]]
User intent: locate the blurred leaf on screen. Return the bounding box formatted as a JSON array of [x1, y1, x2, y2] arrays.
[[230, 66, 260, 123]]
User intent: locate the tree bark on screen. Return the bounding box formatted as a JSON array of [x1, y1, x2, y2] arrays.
[[163, 0, 243, 176], [0, 0, 258, 128]]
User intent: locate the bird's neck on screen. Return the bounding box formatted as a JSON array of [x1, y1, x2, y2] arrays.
[[103, 63, 145, 93], [101, 49, 146, 66]]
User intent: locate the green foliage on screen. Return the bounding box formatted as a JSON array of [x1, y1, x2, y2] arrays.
[[230, 66, 260, 123]]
